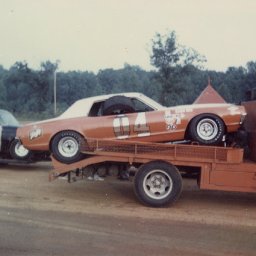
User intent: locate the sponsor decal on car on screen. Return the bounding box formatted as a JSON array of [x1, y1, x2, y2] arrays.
[[113, 112, 150, 139], [29, 127, 42, 140], [164, 110, 183, 130], [174, 107, 193, 114]]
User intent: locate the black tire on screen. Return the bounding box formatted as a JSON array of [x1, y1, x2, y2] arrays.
[[9, 139, 32, 161], [134, 161, 182, 207], [189, 114, 225, 145], [102, 96, 135, 115], [51, 131, 84, 164]]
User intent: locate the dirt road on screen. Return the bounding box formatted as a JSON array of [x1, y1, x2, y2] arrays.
[[0, 162, 255, 256]]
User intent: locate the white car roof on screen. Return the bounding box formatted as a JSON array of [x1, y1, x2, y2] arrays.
[[59, 92, 164, 119]]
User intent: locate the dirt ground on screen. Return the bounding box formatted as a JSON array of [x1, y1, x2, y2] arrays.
[[0, 162, 255, 256]]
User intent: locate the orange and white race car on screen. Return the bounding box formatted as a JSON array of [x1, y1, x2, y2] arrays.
[[17, 93, 246, 163]]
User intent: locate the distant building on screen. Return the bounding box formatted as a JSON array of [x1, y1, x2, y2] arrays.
[[194, 82, 226, 104]]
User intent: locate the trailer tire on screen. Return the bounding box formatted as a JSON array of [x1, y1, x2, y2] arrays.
[[51, 131, 85, 164], [189, 114, 225, 145], [102, 96, 135, 115], [134, 161, 182, 207]]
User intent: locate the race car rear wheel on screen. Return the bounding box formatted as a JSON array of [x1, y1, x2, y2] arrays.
[[134, 161, 182, 207], [102, 96, 135, 115], [189, 114, 225, 145], [9, 139, 32, 161], [51, 131, 84, 164]]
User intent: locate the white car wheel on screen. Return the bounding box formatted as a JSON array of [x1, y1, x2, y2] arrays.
[[10, 139, 31, 160], [51, 131, 84, 164], [58, 136, 79, 158], [196, 118, 218, 141], [189, 114, 225, 145], [14, 141, 30, 157]]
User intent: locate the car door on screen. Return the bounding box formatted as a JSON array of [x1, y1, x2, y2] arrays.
[[95, 110, 177, 142], [81, 98, 187, 142]]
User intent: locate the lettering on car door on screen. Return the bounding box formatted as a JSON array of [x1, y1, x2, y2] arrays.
[[113, 113, 150, 139]]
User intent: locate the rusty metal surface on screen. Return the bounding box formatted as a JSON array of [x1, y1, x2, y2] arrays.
[[82, 139, 243, 164], [50, 140, 244, 180], [202, 161, 256, 193]]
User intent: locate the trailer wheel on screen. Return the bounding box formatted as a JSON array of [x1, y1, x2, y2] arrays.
[[189, 114, 225, 145], [51, 131, 84, 164], [134, 161, 182, 207]]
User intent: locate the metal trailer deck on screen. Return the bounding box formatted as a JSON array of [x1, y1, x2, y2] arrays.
[[49, 139, 256, 206]]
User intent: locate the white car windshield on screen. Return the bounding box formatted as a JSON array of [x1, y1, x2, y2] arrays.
[[0, 110, 19, 126]]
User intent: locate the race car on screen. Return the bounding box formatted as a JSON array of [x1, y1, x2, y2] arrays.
[[17, 92, 247, 164], [0, 109, 32, 160]]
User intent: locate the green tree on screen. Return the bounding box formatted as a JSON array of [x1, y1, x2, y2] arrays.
[[4, 62, 36, 113], [97, 68, 122, 94], [245, 61, 256, 95], [58, 70, 101, 108], [0, 65, 7, 107], [150, 31, 206, 105]]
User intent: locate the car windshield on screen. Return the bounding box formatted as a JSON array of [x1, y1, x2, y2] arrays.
[[0, 110, 19, 126]]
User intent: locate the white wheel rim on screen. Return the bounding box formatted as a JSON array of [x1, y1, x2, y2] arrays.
[[15, 141, 29, 157], [58, 137, 79, 158], [143, 169, 173, 200], [196, 118, 218, 141]]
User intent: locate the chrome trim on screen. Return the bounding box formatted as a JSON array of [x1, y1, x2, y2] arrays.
[[240, 113, 247, 124]]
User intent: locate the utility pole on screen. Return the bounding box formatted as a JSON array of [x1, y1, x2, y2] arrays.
[[54, 70, 57, 116]]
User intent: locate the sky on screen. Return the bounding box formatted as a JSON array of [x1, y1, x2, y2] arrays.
[[0, 0, 256, 73]]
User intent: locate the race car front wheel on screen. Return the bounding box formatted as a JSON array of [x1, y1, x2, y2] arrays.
[[189, 114, 225, 145], [51, 131, 84, 164]]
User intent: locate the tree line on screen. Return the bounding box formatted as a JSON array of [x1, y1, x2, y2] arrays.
[[0, 31, 255, 120]]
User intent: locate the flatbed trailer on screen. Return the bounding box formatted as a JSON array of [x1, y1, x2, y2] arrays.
[[49, 101, 256, 207], [49, 138, 256, 207]]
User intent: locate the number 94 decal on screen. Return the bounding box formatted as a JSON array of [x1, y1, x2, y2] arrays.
[[113, 113, 150, 139]]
